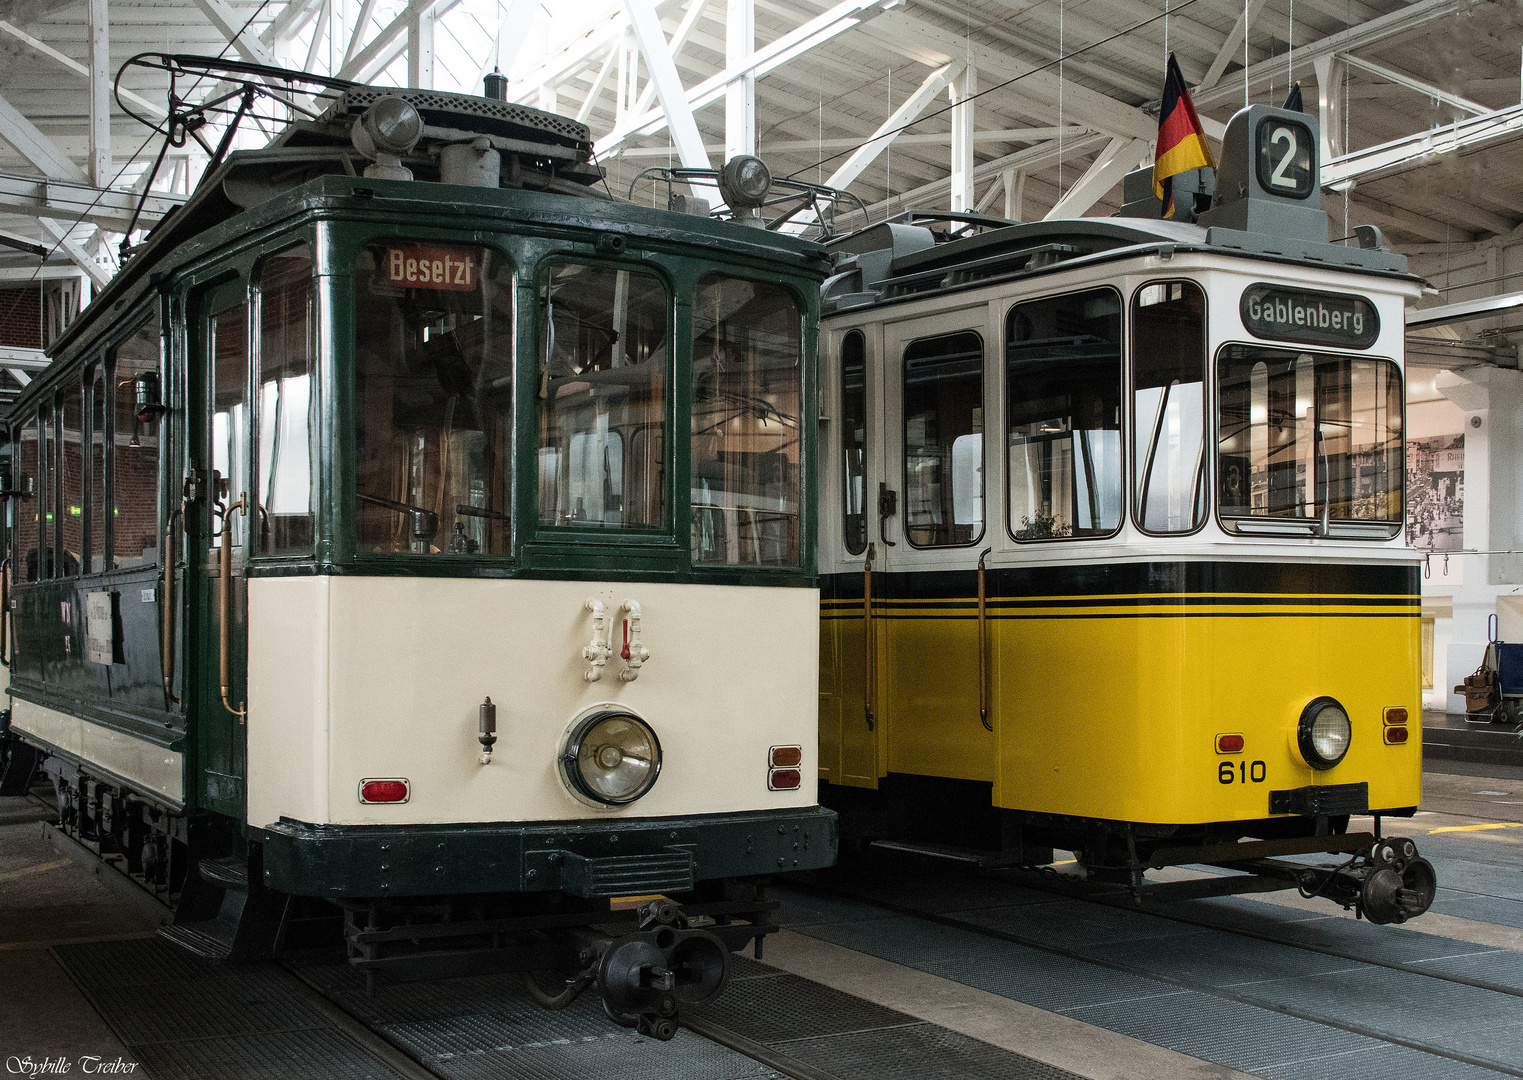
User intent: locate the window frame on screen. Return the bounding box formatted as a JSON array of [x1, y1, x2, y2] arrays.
[[251, 242, 319, 561], [346, 233, 519, 564], [1129, 278, 1210, 539], [531, 253, 677, 544], [1004, 284, 1126, 545], [688, 270, 809, 570], [1212, 340, 1405, 539], [900, 327, 987, 550], [840, 329, 868, 557]]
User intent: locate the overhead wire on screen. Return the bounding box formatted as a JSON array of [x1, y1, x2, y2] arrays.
[[784, 0, 1203, 182]]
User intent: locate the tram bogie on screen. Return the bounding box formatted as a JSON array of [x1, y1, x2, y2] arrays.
[[0, 61, 838, 1034], [817, 103, 1435, 923]]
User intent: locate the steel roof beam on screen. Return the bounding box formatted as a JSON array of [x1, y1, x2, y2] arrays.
[[625, 0, 711, 169], [1044, 136, 1149, 220], [0, 93, 87, 184], [1200, 0, 1268, 90], [0, 173, 175, 231], [0, 21, 164, 117], [38, 217, 110, 288], [1339, 53, 1490, 118], [1323, 102, 1523, 189]]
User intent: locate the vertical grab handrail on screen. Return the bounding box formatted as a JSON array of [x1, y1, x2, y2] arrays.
[[863, 542, 875, 732], [0, 556, 10, 669], [977, 547, 992, 731], [160, 505, 181, 704], [219, 494, 247, 723]]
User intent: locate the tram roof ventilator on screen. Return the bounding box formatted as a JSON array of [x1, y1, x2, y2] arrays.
[[823, 104, 1411, 315]]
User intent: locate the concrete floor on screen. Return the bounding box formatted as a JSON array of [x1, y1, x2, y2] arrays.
[[0, 795, 161, 1069], [4, 764, 1520, 1079]]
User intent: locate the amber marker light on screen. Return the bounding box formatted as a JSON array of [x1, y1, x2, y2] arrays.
[[1384, 726, 1410, 745], [770, 745, 802, 768], [1384, 707, 1409, 726], [359, 778, 410, 803], [1217, 733, 1245, 754]]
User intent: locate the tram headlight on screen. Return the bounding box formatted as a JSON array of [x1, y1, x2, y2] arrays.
[[561, 711, 662, 805], [1297, 697, 1352, 770]]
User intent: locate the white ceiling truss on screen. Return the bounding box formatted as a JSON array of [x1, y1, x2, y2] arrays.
[[0, 0, 1509, 325]]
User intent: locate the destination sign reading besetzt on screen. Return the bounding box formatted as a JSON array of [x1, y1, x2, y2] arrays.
[[385, 245, 478, 291], [1239, 284, 1378, 349]]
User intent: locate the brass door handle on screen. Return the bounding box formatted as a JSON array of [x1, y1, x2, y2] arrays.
[[977, 547, 992, 731], [219, 494, 247, 723], [161, 506, 181, 704], [0, 556, 10, 669], [863, 543, 875, 731]]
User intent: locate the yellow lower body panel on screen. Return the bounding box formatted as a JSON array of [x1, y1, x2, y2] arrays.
[[819, 563, 1422, 827]]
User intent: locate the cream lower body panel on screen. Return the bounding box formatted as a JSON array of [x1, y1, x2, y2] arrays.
[[10, 697, 184, 805], [247, 576, 820, 829]]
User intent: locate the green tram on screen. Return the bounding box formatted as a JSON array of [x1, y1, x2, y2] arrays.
[[0, 79, 835, 1034]]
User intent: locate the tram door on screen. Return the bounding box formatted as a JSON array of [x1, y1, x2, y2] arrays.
[[188, 278, 251, 820], [824, 328, 879, 789], [880, 307, 995, 784]]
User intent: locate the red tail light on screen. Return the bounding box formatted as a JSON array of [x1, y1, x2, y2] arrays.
[[770, 745, 802, 767], [1384, 726, 1409, 745], [768, 768, 801, 791], [359, 779, 410, 803], [1385, 707, 1409, 725], [1216, 733, 1245, 754]]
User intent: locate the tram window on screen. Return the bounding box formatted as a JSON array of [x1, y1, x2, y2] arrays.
[[60, 383, 83, 576], [209, 304, 248, 552], [691, 277, 803, 566], [45, 400, 58, 576], [841, 331, 867, 555], [256, 246, 316, 556], [1007, 289, 1122, 541], [1133, 282, 1207, 534], [354, 242, 513, 556], [1216, 346, 1402, 525], [18, 416, 38, 581], [1319, 357, 1402, 521], [89, 367, 106, 573], [902, 331, 983, 548], [538, 263, 665, 531], [112, 315, 161, 569]]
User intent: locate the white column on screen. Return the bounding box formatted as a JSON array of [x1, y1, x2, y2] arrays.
[[725, 0, 755, 161], [1003, 168, 1022, 221], [1313, 54, 1341, 162], [87, 0, 110, 187], [949, 66, 976, 213], [539, 83, 558, 115], [408, 3, 434, 90]]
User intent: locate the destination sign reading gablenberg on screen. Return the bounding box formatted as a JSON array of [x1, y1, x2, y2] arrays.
[[1240, 284, 1378, 349]]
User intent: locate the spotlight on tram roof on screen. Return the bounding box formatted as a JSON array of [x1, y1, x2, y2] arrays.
[[718, 155, 772, 210], [351, 96, 424, 181]]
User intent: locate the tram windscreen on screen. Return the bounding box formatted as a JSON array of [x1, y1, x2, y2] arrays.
[[353, 242, 513, 556], [1217, 346, 1402, 525], [1006, 289, 1122, 540], [537, 263, 666, 530], [691, 277, 802, 566]]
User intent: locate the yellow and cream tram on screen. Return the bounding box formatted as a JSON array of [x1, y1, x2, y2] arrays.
[[816, 103, 1435, 923]]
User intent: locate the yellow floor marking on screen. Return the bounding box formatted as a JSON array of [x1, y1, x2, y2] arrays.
[[1051, 859, 1077, 866], [1427, 822, 1523, 834], [0, 859, 70, 884], [0, 931, 157, 952]]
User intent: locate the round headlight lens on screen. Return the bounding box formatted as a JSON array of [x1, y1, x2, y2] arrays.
[[562, 711, 662, 805], [718, 154, 772, 208], [1298, 697, 1352, 770]]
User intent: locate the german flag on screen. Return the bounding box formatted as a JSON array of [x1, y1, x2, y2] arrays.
[[1153, 53, 1214, 217]]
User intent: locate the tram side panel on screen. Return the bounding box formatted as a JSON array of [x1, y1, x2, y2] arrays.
[[246, 576, 823, 829]]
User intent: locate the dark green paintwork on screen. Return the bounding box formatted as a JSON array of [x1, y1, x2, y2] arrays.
[[5, 174, 828, 838], [254, 805, 837, 897]]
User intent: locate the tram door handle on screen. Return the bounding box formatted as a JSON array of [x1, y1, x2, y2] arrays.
[[160, 505, 183, 705], [218, 493, 248, 723], [863, 543, 876, 731], [877, 483, 897, 546]]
